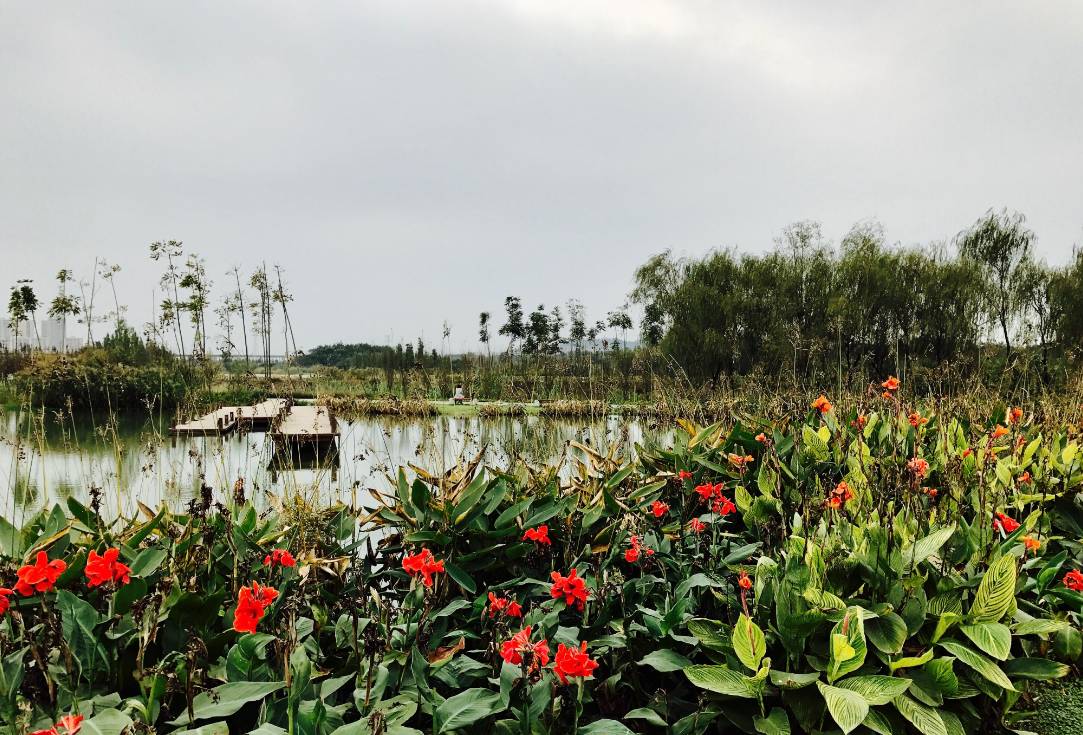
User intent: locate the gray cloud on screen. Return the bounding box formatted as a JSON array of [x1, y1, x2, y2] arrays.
[[2, 1, 1081, 351]]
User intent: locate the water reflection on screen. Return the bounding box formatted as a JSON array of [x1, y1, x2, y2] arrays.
[[0, 408, 671, 522]]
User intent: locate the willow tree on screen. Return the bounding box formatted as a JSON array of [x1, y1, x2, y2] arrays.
[[957, 209, 1034, 361]]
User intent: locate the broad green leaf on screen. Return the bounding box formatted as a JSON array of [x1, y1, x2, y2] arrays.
[[168, 682, 285, 725], [81, 710, 135, 735], [624, 708, 667, 727], [753, 708, 791, 735], [433, 687, 503, 733], [577, 720, 637, 735], [959, 622, 1011, 660], [888, 649, 933, 672], [733, 614, 766, 672], [866, 612, 907, 654], [684, 665, 758, 698], [639, 649, 692, 673], [674, 573, 723, 600], [816, 681, 868, 735], [834, 675, 912, 705], [56, 590, 109, 678], [904, 524, 956, 567], [769, 670, 820, 689], [687, 619, 728, 651], [861, 709, 894, 735], [129, 547, 168, 578], [938, 641, 1015, 691], [1013, 619, 1068, 636], [1001, 657, 1070, 680], [893, 695, 946, 735], [969, 554, 1017, 623], [828, 607, 867, 682]]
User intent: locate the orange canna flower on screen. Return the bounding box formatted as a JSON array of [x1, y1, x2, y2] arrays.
[[908, 411, 928, 428], [737, 570, 753, 590], [728, 453, 754, 469], [907, 457, 929, 478], [881, 376, 900, 391], [991, 424, 1009, 439], [811, 395, 833, 414], [1009, 407, 1023, 425], [1022, 535, 1041, 552]]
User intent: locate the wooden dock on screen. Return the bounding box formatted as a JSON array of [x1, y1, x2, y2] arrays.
[[236, 398, 289, 430], [272, 405, 338, 446], [171, 407, 239, 436]]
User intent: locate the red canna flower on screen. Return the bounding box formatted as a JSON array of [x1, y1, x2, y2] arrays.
[[712, 495, 736, 516], [550, 569, 589, 611], [624, 535, 655, 563], [56, 715, 83, 735], [522, 525, 552, 546], [924, 487, 938, 498], [1020, 471, 1032, 485], [1063, 569, 1083, 592], [907, 457, 929, 479], [29, 715, 82, 735], [85, 548, 131, 588], [553, 641, 599, 684], [852, 414, 867, 429], [263, 549, 297, 568], [908, 411, 928, 428], [993, 513, 1020, 535], [0, 588, 11, 616], [881, 376, 900, 391], [1009, 407, 1024, 425], [811, 395, 833, 414], [488, 591, 508, 617], [500, 626, 550, 669], [233, 581, 278, 634], [737, 570, 752, 590], [991, 424, 1009, 439], [695, 482, 722, 502], [488, 591, 523, 618], [650, 500, 669, 518], [402, 548, 445, 588], [677, 470, 693, 480], [15, 551, 67, 597], [962, 448, 973, 459], [688, 518, 707, 534]]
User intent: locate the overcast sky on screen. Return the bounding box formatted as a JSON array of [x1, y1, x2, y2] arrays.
[[2, 1, 1081, 353]]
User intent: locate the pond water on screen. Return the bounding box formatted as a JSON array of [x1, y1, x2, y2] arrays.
[[0, 407, 672, 523]]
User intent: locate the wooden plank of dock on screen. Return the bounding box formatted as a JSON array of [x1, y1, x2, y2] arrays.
[[273, 405, 338, 445], [171, 407, 239, 436], [236, 398, 289, 429]]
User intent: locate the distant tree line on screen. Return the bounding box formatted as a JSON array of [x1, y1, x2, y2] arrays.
[[631, 210, 1083, 385]]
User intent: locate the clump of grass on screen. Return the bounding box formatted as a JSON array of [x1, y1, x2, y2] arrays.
[[322, 396, 436, 418], [538, 399, 608, 418], [477, 402, 527, 417]]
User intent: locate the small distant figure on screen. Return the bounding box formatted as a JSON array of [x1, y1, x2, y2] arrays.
[[453, 384, 465, 405]]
